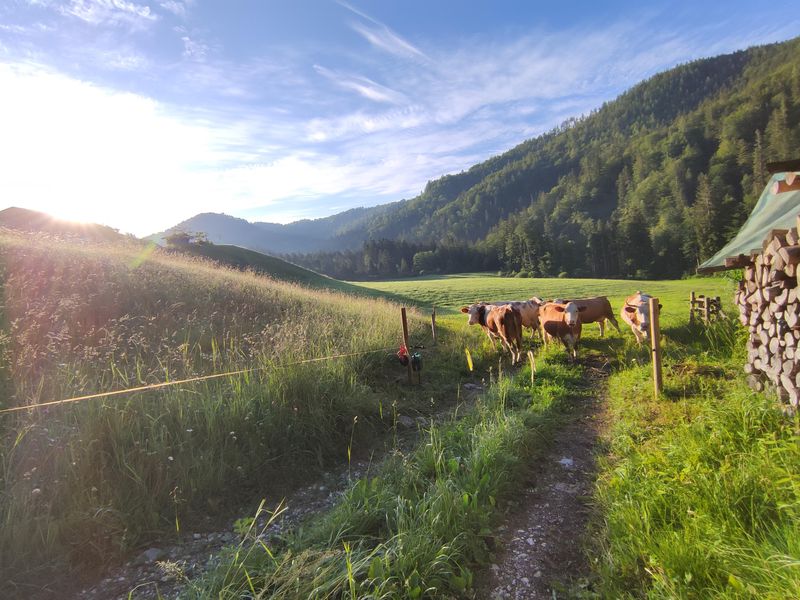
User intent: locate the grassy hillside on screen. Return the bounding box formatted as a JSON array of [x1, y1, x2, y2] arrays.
[[0, 230, 475, 593], [170, 242, 353, 290], [0, 206, 127, 243]]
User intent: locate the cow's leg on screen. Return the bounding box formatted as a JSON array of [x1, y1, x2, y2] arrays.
[[598, 319, 605, 337], [499, 337, 513, 362], [485, 330, 498, 350]]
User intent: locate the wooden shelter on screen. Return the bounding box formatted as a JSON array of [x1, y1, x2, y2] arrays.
[[697, 160, 800, 411]]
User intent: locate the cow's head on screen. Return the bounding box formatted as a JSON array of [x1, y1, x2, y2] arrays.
[[460, 303, 486, 325], [553, 301, 586, 326]]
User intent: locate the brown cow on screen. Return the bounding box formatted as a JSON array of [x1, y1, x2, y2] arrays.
[[551, 296, 620, 336], [460, 303, 523, 364], [539, 301, 587, 359], [467, 297, 543, 340], [620, 291, 661, 345]]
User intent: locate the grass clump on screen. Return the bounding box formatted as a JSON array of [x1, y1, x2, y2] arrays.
[[590, 314, 800, 598]]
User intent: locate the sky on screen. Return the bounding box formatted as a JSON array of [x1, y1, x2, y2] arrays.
[[0, 1, 798, 237]]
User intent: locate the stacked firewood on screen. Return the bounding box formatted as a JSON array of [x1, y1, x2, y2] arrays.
[[733, 226, 800, 410]]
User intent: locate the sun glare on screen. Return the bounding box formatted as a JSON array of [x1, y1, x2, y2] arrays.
[[0, 63, 233, 235]]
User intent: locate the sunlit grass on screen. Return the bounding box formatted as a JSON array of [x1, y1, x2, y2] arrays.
[[0, 230, 466, 589], [589, 314, 800, 598]]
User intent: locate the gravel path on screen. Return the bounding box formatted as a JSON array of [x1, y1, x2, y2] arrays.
[[475, 359, 609, 599]]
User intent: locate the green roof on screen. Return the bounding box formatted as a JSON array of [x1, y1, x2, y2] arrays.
[[698, 165, 800, 273]]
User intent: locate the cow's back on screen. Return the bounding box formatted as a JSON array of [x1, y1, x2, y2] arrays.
[[554, 296, 612, 324]]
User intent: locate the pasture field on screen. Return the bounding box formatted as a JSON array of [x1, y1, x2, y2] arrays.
[[351, 271, 734, 310]]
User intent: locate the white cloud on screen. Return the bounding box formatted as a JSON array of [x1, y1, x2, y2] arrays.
[[314, 65, 407, 104], [181, 35, 208, 59], [349, 20, 427, 60], [159, 0, 186, 18], [338, 1, 427, 60], [59, 0, 158, 27]]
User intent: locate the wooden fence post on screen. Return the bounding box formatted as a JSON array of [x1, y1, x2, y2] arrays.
[[689, 291, 695, 324], [649, 297, 663, 399], [431, 306, 437, 346], [528, 351, 536, 386], [703, 296, 711, 323], [401, 307, 413, 385]]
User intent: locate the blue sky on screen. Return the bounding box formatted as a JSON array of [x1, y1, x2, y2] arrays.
[[1, 1, 798, 236]]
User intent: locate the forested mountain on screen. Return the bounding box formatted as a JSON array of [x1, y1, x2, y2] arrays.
[[150, 205, 396, 254], [159, 36, 800, 280]]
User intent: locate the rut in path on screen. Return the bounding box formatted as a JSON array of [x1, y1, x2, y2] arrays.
[[476, 358, 609, 600]]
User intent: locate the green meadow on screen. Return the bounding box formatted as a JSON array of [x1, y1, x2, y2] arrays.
[[353, 272, 735, 324]]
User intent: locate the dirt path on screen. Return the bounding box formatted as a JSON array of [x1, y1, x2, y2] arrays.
[[475, 359, 609, 600]]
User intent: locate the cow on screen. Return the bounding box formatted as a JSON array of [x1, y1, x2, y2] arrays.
[[460, 303, 523, 364], [620, 291, 662, 345], [551, 296, 620, 336], [467, 297, 543, 340], [538, 301, 587, 359]]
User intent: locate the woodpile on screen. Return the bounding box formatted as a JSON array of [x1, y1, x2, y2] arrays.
[[734, 225, 800, 411]]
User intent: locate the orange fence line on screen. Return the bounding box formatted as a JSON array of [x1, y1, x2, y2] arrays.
[[0, 347, 396, 416]]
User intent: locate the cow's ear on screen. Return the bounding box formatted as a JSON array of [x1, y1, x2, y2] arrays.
[[460, 307, 469, 313], [624, 306, 637, 313], [554, 305, 565, 312], [578, 306, 588, 312]]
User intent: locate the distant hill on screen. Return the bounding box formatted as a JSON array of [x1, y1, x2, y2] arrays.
[[0, 207, 127, 242], [154, 36, 800, 279], [150, 204, 395, 254]]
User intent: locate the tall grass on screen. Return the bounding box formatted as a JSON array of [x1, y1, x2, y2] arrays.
[[590, 314, 800, 598], [0, 231, 445, 590], [185, 346, 584, 598]]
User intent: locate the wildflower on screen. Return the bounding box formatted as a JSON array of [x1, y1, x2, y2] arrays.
[[168, 456, 174, 461]]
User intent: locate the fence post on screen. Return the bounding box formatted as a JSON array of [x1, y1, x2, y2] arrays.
[[689, 291, 695, 324], [703, 297, 711, 323], [431, 305, 437, 346], [528, 351, 536, 386], [401, 307, 413, 385], [649, 297, 663, 399]]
